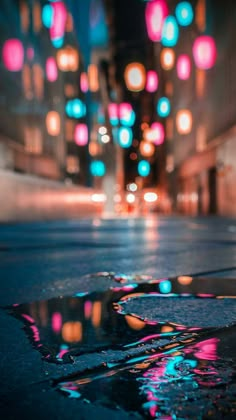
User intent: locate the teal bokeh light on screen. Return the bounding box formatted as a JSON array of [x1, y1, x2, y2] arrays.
[[90, 160, 106, 177], [65, 99, 86, 118], [120, 109, 136, 127], [42, 5, 54, 28], [159, 280, 172, 294], [175, 2, 194, 27], [118, 127, 133, 148], [157, 97, 171, 117], [51, 37, 64, 48], [138, 160, 150, 177], [161, 16, 179, 47]]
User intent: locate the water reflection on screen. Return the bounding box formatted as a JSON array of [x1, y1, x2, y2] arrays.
[[55, 328, 236, 418], [7, 275, 236, 363]]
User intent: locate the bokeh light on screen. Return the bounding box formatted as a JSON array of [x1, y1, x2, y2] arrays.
[[90, 160, 106, 177], [160, 48, 175, 70], [157, 97, 171, 117], [2, 39, 24, 72], [176, 109, 192, 134], [74, 124, 88, 146], [161, 16, 179, 47], [46, 57, 58, 82], [175, 2, 194, 27], [145, 70, 158, 92], [118, 127, 133, 148], [193, 35, 217, 70], [124, 62, 146, 92], [138, 160, 151, 177], [145, 0, 169, 42], [176, 54, 191, 80]]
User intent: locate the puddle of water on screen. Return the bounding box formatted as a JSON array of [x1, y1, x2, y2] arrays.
[[55, 325, 236, 418], [6, 275, 236, 364]]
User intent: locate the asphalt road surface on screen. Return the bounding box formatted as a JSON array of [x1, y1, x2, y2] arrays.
[[0, 215, 236, 419]]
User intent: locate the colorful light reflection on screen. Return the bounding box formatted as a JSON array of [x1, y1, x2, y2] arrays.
[[175, 1, 194, 27], [176, 54, 191, 80]]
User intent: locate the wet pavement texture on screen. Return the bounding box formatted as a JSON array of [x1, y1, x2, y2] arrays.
[[0, 216, 236, 419]]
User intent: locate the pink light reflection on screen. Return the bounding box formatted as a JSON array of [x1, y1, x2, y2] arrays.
[[52, 312, 62, 333], [46, 57, 58, 82]]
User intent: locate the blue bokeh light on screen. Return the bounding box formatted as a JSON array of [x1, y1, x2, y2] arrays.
[[42, 5, 54, 28], [161, 16, 179, 47], [138, 160, 150, 177], [159, 280, 172, 294], [90, 160, 106, 177], [157, 97, 171, 117], [175, 2, 194, 27]]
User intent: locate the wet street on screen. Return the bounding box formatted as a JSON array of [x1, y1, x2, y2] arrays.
[[1, 216, 236, 419]]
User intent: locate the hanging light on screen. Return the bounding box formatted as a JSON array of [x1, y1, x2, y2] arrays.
[[124, 62, 146, 92], [145, 0, 169, 42]]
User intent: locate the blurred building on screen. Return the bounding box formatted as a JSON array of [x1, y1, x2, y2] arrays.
[[163, 0, 236, 216], [0, 0, 109, 220], [103, 0, 236, 216]]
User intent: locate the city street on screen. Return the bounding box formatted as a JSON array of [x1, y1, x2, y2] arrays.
[[0, 215, 236, 419]]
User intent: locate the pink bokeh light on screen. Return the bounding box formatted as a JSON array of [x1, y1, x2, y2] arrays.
[[145, 0, 169, 42]]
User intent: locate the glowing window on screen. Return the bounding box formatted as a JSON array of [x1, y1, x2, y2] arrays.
[[88, 64, 99, 92], [32, 64, 44, 100], [46, 111, 60, 136], [195, 0, 206, 32], [33, 2, 42, 32], [20, 2, 29, 33], [195, 68, 206, 98], [22, 64, 32, 99]]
